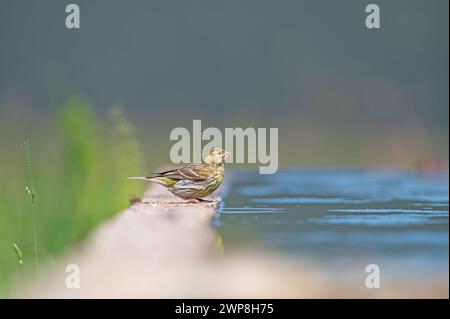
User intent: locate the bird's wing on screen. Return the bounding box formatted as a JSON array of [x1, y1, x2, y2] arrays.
[[153, 163, 210, 181]]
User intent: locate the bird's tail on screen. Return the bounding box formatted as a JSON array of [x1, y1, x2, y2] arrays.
[[128, 175, 174, 187], [127, 176, 152, 181]]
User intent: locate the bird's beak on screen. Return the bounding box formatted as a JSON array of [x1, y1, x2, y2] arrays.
[[223, 151, 230, 159]]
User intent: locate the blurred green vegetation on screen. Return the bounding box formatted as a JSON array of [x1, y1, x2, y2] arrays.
[[0, 97, 144, 295]]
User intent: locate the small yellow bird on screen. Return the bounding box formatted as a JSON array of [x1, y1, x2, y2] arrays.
[[129, 147, 229, 203]]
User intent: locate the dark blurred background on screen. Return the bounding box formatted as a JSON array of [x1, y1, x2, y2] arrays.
[[1, 0, 448, 168]]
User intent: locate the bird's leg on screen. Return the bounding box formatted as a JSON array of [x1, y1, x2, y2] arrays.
[[186, 198, 213, 204], [186, 198, 203, 204], [198, 198, 214, 202]]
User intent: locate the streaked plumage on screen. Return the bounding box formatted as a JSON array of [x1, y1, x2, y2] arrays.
[[129, 147, 229, 202]]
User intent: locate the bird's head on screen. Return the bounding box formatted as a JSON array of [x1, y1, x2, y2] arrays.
[[204, 147, 230, 165]]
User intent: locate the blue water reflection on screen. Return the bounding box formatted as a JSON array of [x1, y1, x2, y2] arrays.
[[217, 169, 449, 271]]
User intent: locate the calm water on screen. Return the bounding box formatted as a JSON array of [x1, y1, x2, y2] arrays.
[[217, 169, 449, 276]]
